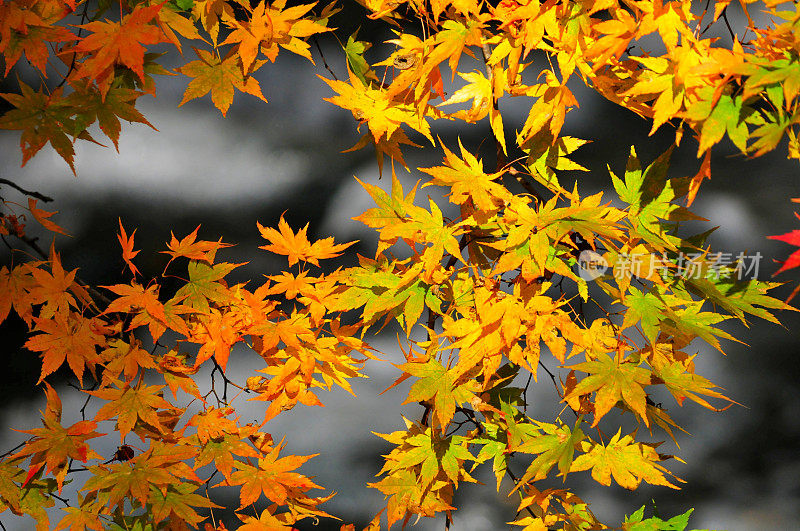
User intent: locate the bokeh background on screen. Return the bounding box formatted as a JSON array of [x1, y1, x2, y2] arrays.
[[1, 4, 800, 529]]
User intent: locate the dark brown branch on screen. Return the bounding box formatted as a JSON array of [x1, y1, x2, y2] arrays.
[[0, 178, 53, 202], [313, 36, 338, 81]]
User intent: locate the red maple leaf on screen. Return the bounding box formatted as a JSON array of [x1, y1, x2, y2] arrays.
[[768, 229, 800, 275]]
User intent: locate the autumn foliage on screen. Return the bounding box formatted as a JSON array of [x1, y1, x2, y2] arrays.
[[1, 0, 800, 529]]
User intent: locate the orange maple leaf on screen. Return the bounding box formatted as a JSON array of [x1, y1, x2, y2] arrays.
[[162, 224, 232, 266], [28, 198, 68, 236], [117, 218, 140, 276], [177, 47, 268, 116], [0, 2, 75, 76], [224, 443, 321, 508], [72, 3, 169, 97], [257, 215, 355, 267], [12, 384, 104, 492], [25, 310, 105, 385]]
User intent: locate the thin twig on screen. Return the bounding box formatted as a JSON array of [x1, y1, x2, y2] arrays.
[[55, 0, 91, 89], [313, 36, 338, 81], [0, 179, 54, 202], [0, 441, 26, 459], [505, 465, 538, 519]]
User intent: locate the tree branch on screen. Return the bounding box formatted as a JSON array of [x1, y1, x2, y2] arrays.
[[0, 178, 53, 202]]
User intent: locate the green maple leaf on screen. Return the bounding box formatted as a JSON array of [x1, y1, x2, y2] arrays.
[[524, 132, 590, 192], [678, 275, 787, 325], [352, 172, 419, 247], [651, 356, 733, 410], [400, 431, 473, 491], [622, 505, 694, 531], [174, 260, 240, 312], [400, 358, 480, 429], [621, 286, 664, 345], [344, 31, 373, 86], [610, 147, 701, 248], [515, 417, 584, 484], [659, 300, 737, 353]]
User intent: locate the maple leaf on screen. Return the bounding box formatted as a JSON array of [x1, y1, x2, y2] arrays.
[[100, 337, 158, 385], [649, 347, 734, 411], [564, 353, 653, 427], [88, 380, 174, 441], [350, 172, 419, 254], [175, 259, 240, 312], [149, 482, 222, 526], [12, 473, 56, 530], [224, 443, 321, 508], [82, 441, 198, 510], [193, 429, 259, 480], [156, 3, 204, 54], [159, 350, 202, 399], [570, 430, 683, 490], [322, 69, 435, 146], [514, 418, 585, 485], [237, 505, 297, 530], [189, 308, 242, 369], [258, 215, 355, 266], [0, 3, 74, 76], [53, 498, 106, 531], [219, 0, 275, 73], [12, 386, 103, 491], [610, 146, 702, 249], [769, 228, 800, 276], [178, 47, 268, 116], [103, 281, 165, 321], [27, 198, 68, 236], [0, 262, 38, 325], [376, 426, 475, 493], [421, 140, 512, 222], [369, 466, 455, 529], [67, 84, 156, 151], [116, 218, 140, 276], [222, 0, 329, 66], [163, 224, 232, 265], [25, 310, 105, 385], [397, 358, 480, 430], [27, 247, 78, 319], [0, 84, 81, 172], [72, 4, 169, 95], [623, 505, 694, 530]]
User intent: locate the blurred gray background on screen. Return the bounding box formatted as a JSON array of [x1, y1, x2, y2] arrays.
[[1, 6, 800, 529]]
